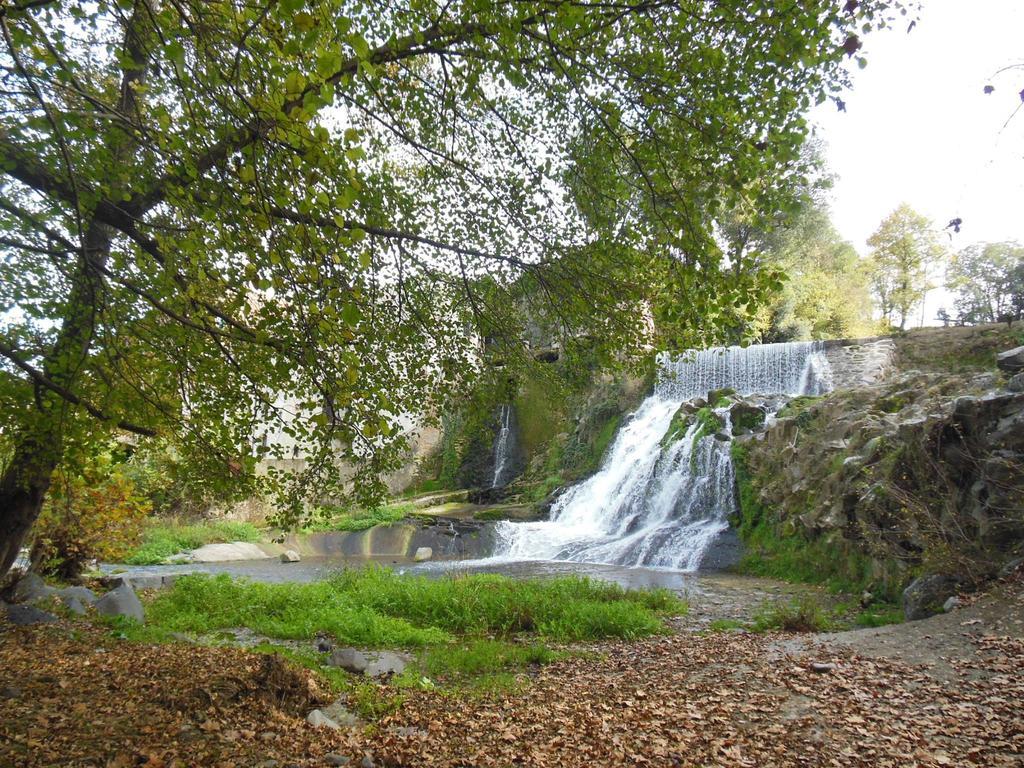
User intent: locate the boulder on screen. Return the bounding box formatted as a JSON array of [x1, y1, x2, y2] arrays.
[[94, 582, 145, 623], [306, 709, 342, 730], [59, 586, 97, 605], [63, 597, 87, 616], [1008, 372, 1024, 393], [280, 550, 301, 563], [365, 651, 407, 678], [942, 596, 961, 612], [996, 345, 1024, 373], [4, 603, 59, 626], [729, 402, 766, 432], [412, 547, 433, 562], [903, 574, 960, 621], [11, 573, 55, 604], [329, 648, 368, 674], [707, 387, 736, 406], [321, 701, 361, 727]]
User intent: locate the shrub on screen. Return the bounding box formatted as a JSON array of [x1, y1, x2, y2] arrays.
[[32, 455, 150, 578]]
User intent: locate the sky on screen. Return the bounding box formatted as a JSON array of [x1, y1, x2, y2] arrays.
[[808, 0, 1023, 322]]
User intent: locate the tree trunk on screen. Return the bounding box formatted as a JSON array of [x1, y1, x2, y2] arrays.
[[0, 220, 112, 580]]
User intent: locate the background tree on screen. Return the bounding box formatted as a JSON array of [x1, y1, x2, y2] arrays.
[[0, 0, 905, 577], [946, 241, 1024, 325], [866, 204, 946, 330]]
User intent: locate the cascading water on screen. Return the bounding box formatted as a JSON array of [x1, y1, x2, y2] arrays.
[[491, 404, 514, 488], [492, 341, 833, 570]]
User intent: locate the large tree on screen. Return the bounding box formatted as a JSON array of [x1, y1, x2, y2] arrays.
[[0, 0, 903, 576], [946, 241, 1024, 325], [867, 203, 945, 330]]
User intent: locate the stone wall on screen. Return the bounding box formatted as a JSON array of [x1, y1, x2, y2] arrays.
[[822, 337, 896, 389]]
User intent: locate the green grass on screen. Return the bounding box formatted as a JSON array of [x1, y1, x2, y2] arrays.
[[142, 567, 685, 647], [852, 604, 904, 628], [707, 618, 745, 632], [124, 519, 264, 565], [304, 502, 413, 532], [750, 597, 832, 633]]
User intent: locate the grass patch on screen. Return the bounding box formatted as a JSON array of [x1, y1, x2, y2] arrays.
[[750, 597, 832, 633], [853, 604, 904, 628], [143, 567, 685, 647], [304, 502, 413, 532], [707, 618, 745, 632], [124, 519, 263, 565]]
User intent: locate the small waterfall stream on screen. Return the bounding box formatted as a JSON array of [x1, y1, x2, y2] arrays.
[[491, 404, 514, 488], [492, 341, 833, 570]]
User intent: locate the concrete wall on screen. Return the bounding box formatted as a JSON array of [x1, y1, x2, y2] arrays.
[[822, 337, 896, 389]]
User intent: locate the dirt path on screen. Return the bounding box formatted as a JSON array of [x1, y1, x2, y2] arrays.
[[2, 576, 1023, 767]]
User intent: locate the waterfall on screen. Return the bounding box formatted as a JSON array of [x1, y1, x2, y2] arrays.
[[491, 404, 514, 488], [492, 341, 833, 570]]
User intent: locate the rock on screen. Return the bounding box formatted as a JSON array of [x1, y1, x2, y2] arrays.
[[903, 574, 960, 621], [315, 635, 333, 653], [859, 591, 874, 608], [412, 547, 433, 562], [60, 586, 97, 605], [4, 603, 58, 626], [257, 761, 279, 768], [322, 701, 361, 727], [280, 550, 301, 563], [942, 596, 961, 612], [996, 345, 1024, 373], [329, 648, 369, 673], [11, 573, 55, 604], [360, 755, 375, 768], [999, 557, 1024, 578], [94, 582, 145, 623], [729, 401, 766, 432], [365, 651, 407, 678], [713, 431, 731, 442], [306, 709, 341, 730], [707, 387, 736, 405], [63, 596, 87, 616], [325, 755, 350, 766], [809, 662, 835, 674], [1008, 372, 1024, 393]]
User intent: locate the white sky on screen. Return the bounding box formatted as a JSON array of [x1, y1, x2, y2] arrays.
[[809, 0, 1023, 323], [812, 0, 1023, 250]]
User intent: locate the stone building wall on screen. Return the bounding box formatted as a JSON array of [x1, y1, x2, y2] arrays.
[[822, 337, 896, 389]]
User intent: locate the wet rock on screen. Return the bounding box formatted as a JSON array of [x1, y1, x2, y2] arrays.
[[94, 582, 145, 623], [11, 573, 55, 604], [413, 546, 433, 562], [729, 401, 766, 432], [707, 387, 736, 405], [4, 603, 59, 626], [280, 550, 301, 563], [329, 648, 368, 673], [996, 345, 1024, 373], [903, 574, 960, 621]]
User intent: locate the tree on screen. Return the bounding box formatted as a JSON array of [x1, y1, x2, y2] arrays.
[[0, 0, 905, 577], [946, 242, 1024, 325], [867, 204, 946, 330]]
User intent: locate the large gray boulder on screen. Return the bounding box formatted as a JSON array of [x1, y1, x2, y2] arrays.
[[903, 574, 960, 621], [329, 648, 368, 673], [1007, 372, 1024, 393], [60, 586, 97, 605], [996, 345, 1024, 373], [4, 603, 59, 626], [11, 573, 56, 604], [365, 651, 407, 678], [94, 582, 145, 623]]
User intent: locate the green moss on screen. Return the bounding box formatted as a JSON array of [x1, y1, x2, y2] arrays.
[[660, 405, 692, 448], [514, 375, 569, 459], [730, 443, 899, 601]]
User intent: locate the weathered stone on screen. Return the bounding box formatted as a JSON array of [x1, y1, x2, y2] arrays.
[[306, 709, 341, 730], [63, 596, 87, 616], [1008, 372, 1024, 393], [4, 603, 58, 626], [280, 550, 301, 563], [0, 685, 21, 699], [328, 648, 368, 674], [903, 574, 960, 621], [94, 582, 145, 623], [322, 701, 362, 728], [999, 557, 1024, 578], [360, 755, 375, 768], [60, 586, 97, 605], [324, 755, 351, 766], [942, 596, 960, 612], [365, 651, 407, 678], [707, 387, 736, 405], [412, 547, 433, 562], [996, 345, 1024, 373], [729, 402, 766, 432], [11, 573, 55, 604], [809, 662, 835, 674]]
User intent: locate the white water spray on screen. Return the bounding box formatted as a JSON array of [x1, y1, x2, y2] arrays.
[[492, 404, 514, 488], [492, 341, 833, 570]]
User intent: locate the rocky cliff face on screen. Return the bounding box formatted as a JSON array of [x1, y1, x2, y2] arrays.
[[736, 325, 1024, 594]]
